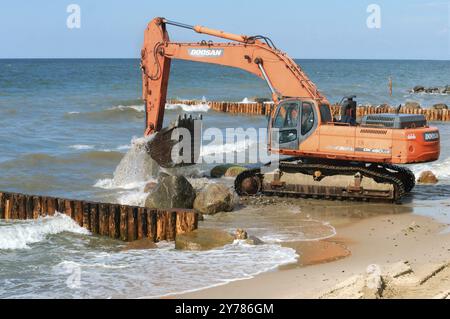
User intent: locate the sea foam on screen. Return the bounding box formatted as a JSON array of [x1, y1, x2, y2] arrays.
[[0, 214, 90, 250]]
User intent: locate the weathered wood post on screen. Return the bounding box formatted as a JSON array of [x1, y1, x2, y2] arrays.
[[108, 204, 120, 239], [146, 209, 157, 242], [119, 205, 128, 241], [0, 193, 5, 220], [98, 203, 109, 237], [82, 202, 91, 231], [73, 201, 83, 226]]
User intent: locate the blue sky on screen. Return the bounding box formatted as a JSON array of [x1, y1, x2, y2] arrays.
[[0, 0, 449, 59]]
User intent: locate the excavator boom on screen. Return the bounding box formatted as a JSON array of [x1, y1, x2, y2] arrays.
[[141, 17, 327, 136]]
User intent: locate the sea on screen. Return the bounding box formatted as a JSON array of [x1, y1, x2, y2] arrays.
[[0, 59, 449, 298]]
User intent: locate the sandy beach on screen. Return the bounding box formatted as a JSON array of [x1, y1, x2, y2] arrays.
[[178, 206, 450, 299]]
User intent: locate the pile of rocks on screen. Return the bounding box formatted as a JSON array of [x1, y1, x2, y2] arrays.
[[144, 165, 247, 215], [411, 85, 450, 94]]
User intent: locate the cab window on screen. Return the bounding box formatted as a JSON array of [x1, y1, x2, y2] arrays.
[[301, 102, 315, 135], [274, 103, 299, 128], [319, 104, 332, 123]]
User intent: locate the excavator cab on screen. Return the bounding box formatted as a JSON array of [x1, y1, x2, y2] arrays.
[[270, 99, 318, 151]]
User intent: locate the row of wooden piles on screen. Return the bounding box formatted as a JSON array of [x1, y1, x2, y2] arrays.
[[168, 99, 450, 121], [0, 191, 198, 242]]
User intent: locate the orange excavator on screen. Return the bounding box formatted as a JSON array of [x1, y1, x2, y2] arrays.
[[141, 17, 440, 202]]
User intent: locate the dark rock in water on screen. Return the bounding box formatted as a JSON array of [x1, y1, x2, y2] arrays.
[[175, 228, 235, 251], [144, 182, 158, 193], [425, 87, 440, 94], [412, 86, 425, 93], [404, 102, 421, 110], [417, 171, 438, 184], [432, 103, 448, 110], [145, 175, 196, 209], [122, 238, 158, 251], [245, 236, 265, 246], [253, 97, 271, 104], [193, 183, 235, 215], [233, 228, 264, 245]]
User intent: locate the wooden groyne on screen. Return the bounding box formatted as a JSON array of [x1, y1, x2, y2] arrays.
[[168, 99, 450, 122], [0, 191, 198, 242]]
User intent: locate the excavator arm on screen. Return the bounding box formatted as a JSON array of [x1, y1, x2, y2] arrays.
[[141, 17, 329, 136]]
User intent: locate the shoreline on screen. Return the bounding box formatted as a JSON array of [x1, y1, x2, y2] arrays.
[[175, 210, 450, 299]]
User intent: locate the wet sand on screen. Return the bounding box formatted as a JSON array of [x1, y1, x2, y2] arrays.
[[177, 200, 450, 299]]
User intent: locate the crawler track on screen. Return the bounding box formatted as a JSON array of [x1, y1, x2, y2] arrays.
[[235, 158, 415, 203]]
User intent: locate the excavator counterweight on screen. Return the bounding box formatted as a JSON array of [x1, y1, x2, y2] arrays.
[[141, 17, 440, 202]]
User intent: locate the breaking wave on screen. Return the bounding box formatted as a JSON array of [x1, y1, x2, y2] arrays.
[[165, 103, 210, 112], [65, 102, 211, 122], [0, 214, 90, 250], [69, 144, 95, 150]]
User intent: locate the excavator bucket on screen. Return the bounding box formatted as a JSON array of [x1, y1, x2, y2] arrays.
[[146, 115, 202, 169]]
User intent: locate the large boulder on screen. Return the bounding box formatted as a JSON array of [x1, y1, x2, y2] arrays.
[[417, 171, 438, 184], [432, 103, 448, 110], [404, 101, 421, 110], [193, 183, 236, 215], [145, 175, 196, 209], [175, 228, 235, 251]]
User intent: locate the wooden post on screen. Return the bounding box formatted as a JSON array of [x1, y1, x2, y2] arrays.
[[57, 198, 65, 215], [11, 194, 20, 220], [0, 193, 4, 220], [176, 211, 198, 235], [4, 194, 11, 221], [156, 210, 176, 241], [109, 204, 120, 239], [32, 196, 42, 219], [82, 202, 91, 231], [64, 200, 74, 219], [167, 211, 177, 241], [46, 197, 56, 216], [146, 209, 157, 242], [73, 201, 83, 226], [137, 207, 146, 240], [25, 195, 34, 220], [90, 203, 99, 234], [127, 206, 137, 241], [17, 194, 26, 220], [119, 205, 128, 241], [98, 203, 109, 237]]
